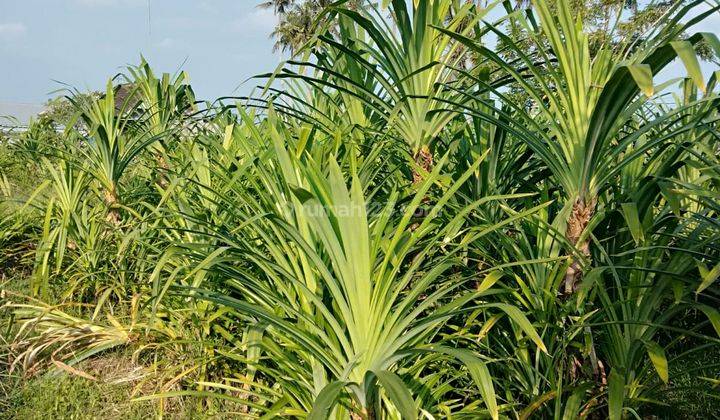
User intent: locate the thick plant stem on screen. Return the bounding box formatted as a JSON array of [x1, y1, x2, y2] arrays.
[[154, 153, 169, 188], [104, 186, 120, 224], [409, 145, 434, 231], [411, 145, 433, 185], [350, 406, 375, 420], [563, 197, 596, 294]]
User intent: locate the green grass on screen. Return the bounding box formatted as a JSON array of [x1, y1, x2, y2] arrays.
[[0, 350, 260, 419], [1, 372, 153, 419], [657, 345, 720, 418], [1, 0, 719, 417]]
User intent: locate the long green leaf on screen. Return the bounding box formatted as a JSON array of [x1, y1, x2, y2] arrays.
[[608, 369, 624, 420], [308, 381, 347, 420], [374, 370, 417, 420], [644, 341, 669, 383]]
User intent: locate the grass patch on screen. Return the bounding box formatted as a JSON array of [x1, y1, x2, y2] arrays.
[[0, 352, 158, 420], [1, 371, 154, 419], [0, 351, 255, 419]]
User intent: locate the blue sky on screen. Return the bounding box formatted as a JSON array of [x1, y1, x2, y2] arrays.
[[0, 0, 282, 104], [1, 1, 718, 106]]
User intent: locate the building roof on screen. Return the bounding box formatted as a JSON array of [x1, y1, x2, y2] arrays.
[[113, 83, 143, 114]]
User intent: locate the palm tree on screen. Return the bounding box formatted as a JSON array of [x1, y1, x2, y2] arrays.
[[272, 0, 488, 183], [443, 0, 718, 293], [67, 81, 157, 223], [258, 0, 296, 15], [123, 58, 196, 187], [166, 109, 548, 418], [269, 1, 319, 53], [263, 0, 364, 53]]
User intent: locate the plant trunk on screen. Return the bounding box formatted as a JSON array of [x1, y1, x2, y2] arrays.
[[411, 145, 433, 185], [104, 187, 120, 225], [350, 407, 375, 420], [154, 153, 169, 188], [237, 381, 253, 414], [409, 145, 434, 231], [562, 197, 596, 295]]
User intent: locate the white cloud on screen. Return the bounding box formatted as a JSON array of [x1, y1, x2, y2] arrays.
[[155, 37, 174, 48], [73, 0, 146, 7], [198, 1, 218, 14], [230, 8, 278, 33], [0, 22, 26, 38], [74, 0, 118, 6]]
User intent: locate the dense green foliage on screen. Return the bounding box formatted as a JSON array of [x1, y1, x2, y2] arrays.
[[2, 0, 720, 418]]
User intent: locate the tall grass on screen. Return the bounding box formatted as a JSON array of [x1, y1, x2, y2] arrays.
[[1, 0, 719, 418]]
